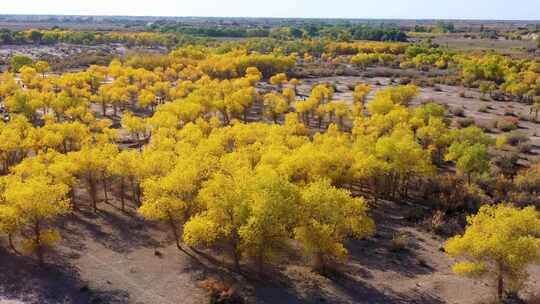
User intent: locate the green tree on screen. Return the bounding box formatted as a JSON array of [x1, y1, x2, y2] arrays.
[[9, 55, 33, 73], [446, 143, 490, 184]]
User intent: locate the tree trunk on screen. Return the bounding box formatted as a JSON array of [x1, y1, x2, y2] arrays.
[[229, 237, 240, 271], [497, 273, 504, 300], [68, 188, 77, 211], [167, 215, 182, 251], [102, 175, 109, 203], [222, 111, 230, 125], [8, 233, 20, 255], [130, 178, 140, 206], [314, 252, 326, 274], [257, 253, 264, 276], [242, 108, 248, 123], [89, 177, 98, 212], [119, 179, 126, 212], [34, 221, 44, 266]]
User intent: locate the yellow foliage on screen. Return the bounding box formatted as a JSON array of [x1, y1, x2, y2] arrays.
[[445, 204, 540, 295]]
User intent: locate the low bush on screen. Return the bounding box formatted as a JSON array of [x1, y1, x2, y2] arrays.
[[450, 106, 465, 117], [504, 109, 516, 117], [479, 95, 491, 101], [506, 130, 529, 146], [389, 232, 411, 253], [399, 77, 411, 85], [495, 117, 519, 132], [430, 210, 445, 234], [478, 106, 489, 113], [518, 142, 532, 154], [457, 117, 475, 128], [200, 278, 243, 304], [423, 174, 492, 213]]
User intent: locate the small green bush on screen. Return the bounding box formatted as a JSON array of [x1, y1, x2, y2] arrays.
[[495, 117, 519, 132], [506, 130, 529, 146], [458, 117, 476, 128]]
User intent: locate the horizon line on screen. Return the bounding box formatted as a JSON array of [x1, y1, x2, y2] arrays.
[[1, 13, 540, 23]]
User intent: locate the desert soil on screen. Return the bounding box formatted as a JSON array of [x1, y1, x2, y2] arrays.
[[1, 194, 539, 304]]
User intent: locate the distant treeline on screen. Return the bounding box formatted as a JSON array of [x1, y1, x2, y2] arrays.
[[0, 24, 408, 47], [150, 23, 408, 42], [0, 28, 207, 47]]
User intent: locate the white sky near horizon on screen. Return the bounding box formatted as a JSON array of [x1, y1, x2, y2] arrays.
[[1, 0, 540, 20]]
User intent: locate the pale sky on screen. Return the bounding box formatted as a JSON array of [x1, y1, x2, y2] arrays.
[[1, 0, 540, 20]]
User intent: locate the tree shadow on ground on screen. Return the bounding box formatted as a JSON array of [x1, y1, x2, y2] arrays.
[[59, 202, 162, 255], [0, 247, 129, 304], [346, 200, 435, 279], [327, 270, 444, 304], [242, 265, 443, 304], [176, 246, 305, 304]]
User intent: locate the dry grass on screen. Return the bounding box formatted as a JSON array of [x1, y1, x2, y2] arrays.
[[200, 278, 243, 304]]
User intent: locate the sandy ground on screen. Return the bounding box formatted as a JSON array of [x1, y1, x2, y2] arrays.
[[1, 194, 539, 304], [0, 198, 209, 304]]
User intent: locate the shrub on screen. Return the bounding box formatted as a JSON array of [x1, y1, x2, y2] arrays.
[[495, 117, 519, 132], [443, 76, 461, 86], [399, 77, 411, 85], [518, 142, 532, 154], [450, 106, 465, 117], [506, 130, 529, 146], [430, 210, 445, 234], [476, 121, 493, 132], [494, 152, 521, 178], [518, 113, 530, 122], [504, 109, 516, 117], [479, 95, 491, 101], [457, 117, 475, 128], [9, 55, 33, 72], [389, 232, 411, 253], [425, 174, 492, 213], [478, 106, 489, 113], [526, 294, 540, 304], [404, 206, 428, 223], [199, 278, 243, 304], [495, 135, 508, 150]]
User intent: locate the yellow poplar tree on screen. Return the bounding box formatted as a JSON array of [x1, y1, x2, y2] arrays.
[[109, 150, 142, 211], [139, 160, 206, 251], [183, 171, 253, 269], [2, 175, 70, 265], [445, 204, 540, 300], [68, 145, 117, 212], [295, 179, 375, 272], [238, 169, 300, 273]]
